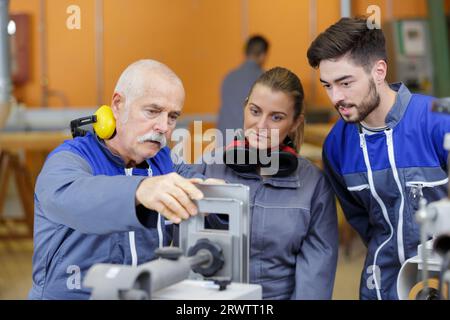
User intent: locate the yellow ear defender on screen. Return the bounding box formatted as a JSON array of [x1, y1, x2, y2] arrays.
[[70, 105, 116, 140]]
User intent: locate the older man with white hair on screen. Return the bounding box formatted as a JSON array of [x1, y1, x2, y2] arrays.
[[29, 60, 213, 300]]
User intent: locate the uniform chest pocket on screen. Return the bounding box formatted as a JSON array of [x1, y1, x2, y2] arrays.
[[406, 178, 448, 212], [404, 178, 448, 245], [346, 183, 374, 212], [347, 184, 370, 192]]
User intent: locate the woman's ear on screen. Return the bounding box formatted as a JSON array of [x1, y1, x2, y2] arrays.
[[243, 96, 249, 108], [289, 113, 305, 150], [290, 113, 305, 134]]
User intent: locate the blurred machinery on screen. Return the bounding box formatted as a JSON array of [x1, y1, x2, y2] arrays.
[[385, 19, 434, 95], [397, 98, 450, 300], [84, 183, 262, 300]]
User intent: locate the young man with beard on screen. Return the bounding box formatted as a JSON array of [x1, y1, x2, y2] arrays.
[[307, 17, 450, 299]]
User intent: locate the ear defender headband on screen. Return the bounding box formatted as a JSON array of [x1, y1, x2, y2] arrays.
[[223, 131, 299, 177], [70, 105, 116, 140]]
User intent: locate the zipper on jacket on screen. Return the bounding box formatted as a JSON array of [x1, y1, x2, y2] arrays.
[[410, 184, 424, 202], [406, 178, 448, 207], [385, 129, 406, 265], [359, 133, 394, 300], [125, 168, 138, 267], [406, 178, 448, 189], [147, 166, 163, 249]]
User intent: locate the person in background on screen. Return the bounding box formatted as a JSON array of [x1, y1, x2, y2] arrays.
[[216, 35, 270, 141]]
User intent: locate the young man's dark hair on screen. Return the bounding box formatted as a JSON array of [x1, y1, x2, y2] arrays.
[[307, 16, 387, 72], [245, 35, 270, 57]]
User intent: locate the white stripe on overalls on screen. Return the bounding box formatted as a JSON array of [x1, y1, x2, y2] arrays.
[[359, 132, 395, 300], [125, 168, 138, 267]]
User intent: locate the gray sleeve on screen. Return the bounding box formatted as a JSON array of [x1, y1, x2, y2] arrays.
[[173, 162, 206, 179], [292, 176, 339, 300], [35, 151, 158, 235], [172, 150, 207, 179]]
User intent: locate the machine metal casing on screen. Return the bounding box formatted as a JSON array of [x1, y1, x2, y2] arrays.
[[179, 183, 250, 283]]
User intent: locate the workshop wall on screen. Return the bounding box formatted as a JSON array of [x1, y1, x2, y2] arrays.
[[8, 0, 440, 114]]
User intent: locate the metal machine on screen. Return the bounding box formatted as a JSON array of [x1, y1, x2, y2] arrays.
[[83, 183, 262, 300], [385, 19, 434, 95], [179, 183, 251, 283], [397, 98, 450, 300]]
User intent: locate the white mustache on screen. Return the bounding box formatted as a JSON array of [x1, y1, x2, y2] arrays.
[[137, 132, 167, 148]]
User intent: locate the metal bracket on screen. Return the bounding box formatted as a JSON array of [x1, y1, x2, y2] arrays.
[[179, 183, 250, 283]]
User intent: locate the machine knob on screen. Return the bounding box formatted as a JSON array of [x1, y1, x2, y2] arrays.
[[188, 238, 225, 277], [213, 277, 232, 291]]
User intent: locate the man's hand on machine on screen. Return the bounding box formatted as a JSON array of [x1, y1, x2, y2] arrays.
[[190, 178, 226, 217], [135, 173, 225, 224]]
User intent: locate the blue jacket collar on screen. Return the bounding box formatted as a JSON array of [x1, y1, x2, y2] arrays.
[[385, 82, 412, 128], [91, 132, 126, 167], [92, 133, 149, 169]]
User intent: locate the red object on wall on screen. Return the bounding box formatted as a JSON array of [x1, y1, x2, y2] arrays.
[[10, 13, 30, 85]]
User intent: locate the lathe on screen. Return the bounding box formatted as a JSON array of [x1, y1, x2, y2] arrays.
[[83, 183, 262, 300]]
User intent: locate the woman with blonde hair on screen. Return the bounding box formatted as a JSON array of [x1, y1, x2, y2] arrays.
[[193, 67, 338, 299]]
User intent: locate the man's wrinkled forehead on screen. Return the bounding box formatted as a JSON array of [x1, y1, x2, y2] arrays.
[[129, 66, 179, 90], [120, 63, 184, 98], [134, 78, 184, 110], [140, 68, 183, 89]]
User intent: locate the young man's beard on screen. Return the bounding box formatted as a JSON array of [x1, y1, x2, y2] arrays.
[[336, 79, 381, 123]]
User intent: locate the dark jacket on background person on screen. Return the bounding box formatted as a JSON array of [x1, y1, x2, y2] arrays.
[[217, 60, 263, 140]]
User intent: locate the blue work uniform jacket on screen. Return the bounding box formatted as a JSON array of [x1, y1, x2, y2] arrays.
[[323, 83, 450, 300], [28, 132, 199, 299]]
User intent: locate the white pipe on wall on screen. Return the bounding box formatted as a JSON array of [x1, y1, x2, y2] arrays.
[[241, 0, 249, 42], [95, 0, 104, 106], [309, 0, 317, 108], [39, 0, 48, 107], [341, 0, 352, 18]]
